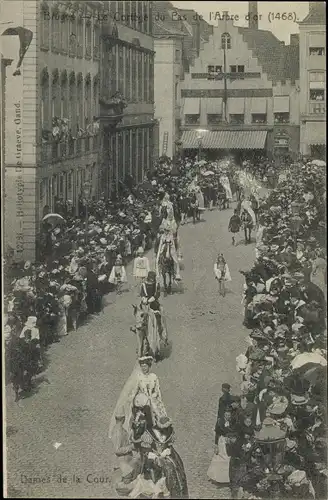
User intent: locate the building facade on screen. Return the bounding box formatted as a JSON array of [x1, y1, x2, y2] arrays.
[[2, 0, 157, 262], [100, 0, 157, 197], [179, 2, 300, 162], [299, 2, 326, 159], [153, 1, 213, 160], [39, 0, 103, 215]]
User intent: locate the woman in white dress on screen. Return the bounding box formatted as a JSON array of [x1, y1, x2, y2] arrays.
[[214, 253, 232, 297], [108, 356, 169, 442], [109, 254, 127, 294], [133, 247, 150, 286]]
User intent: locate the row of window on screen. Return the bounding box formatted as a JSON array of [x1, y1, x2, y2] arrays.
[[104, 44, 154, 103], [310, 89, 325, 101], [109, 1, 153, 35], [185, 113, 291, 125], [207, 65, 245, 74], [40, 168, 89, 211], [309, 47, 325, 56], [41, 72, 99, 132], [40, 3, 100, 60], [110, 127, 153, 185]]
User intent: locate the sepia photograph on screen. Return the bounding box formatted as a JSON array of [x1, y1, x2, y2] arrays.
[[1, 1, 327, 498]]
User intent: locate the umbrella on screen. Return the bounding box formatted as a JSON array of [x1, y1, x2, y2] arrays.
[[310, 160, 326, 167], [291, 352, 327, 370], [42, 213, 66, 226], [296, 364, 327, 385], [202, 170, 214, 176]]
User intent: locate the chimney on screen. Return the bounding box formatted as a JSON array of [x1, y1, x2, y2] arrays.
[[290, 34, 299, 46], [248, 2, 258, 29], [192, 14, 201, 55]]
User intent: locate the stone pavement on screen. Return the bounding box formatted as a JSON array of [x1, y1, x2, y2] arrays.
[[5, 203, 257, 499]]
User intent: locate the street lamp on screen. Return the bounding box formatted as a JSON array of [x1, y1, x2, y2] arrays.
[[255, 418, 286, 498], [83, 180, 91, 244]]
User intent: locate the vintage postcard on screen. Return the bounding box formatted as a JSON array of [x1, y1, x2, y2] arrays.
[[2, 1, 326, 498]]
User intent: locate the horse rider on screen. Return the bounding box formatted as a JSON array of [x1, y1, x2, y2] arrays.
[[140, 271, 163, 336], [157, 220, 182, 281]]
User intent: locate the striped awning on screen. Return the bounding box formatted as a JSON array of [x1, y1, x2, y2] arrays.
[[181, 130, 267, 149]]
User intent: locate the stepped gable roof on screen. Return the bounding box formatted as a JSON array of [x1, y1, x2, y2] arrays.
[[153, 1, 187, 37], [238, 27, 299, 83], [299, 3, 326, 25]]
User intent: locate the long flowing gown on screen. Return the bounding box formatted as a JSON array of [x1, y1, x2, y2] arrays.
[[109, 364, 168, 440]]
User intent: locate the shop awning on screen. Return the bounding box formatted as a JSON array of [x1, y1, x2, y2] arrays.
[[228, 98, 245, 114], [205, 98, 223, 114], [273, 96, 290, 113], [183, 98, 200, 114], [306, 121, 326, 145], [250, 98, 267, 114], [181, 130, 267, 149]]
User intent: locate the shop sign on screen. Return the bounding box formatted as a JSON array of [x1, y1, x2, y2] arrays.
[[274, 132, 289, 148]]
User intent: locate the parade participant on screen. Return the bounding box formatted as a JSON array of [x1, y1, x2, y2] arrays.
[[111, 413, 134, 471], [133, 247, 150, 285], [228, 209, 242, 246], [214, 253, 232, 297], [208, 182, 217, 211], [140, 271, 161, 312], [156, 221, 181, 281], [241, 209, 254, 244], [189, 192, 200, 223], [195, 185, 205, 212], [109, 356, 169, 444], [140, 271, 168, 346], [109, 254, 127, 294], [178, 189, 190, 225]]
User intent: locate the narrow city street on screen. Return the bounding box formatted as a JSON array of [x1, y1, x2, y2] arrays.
[[6, 202, 257, 499]]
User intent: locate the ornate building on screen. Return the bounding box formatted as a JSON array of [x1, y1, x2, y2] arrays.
[[179, 2, 300, 162], [153, 1, 213, 160], [299, 2, 326, 159], [100, 1, 157, 197], [39, 0, 103, 215], [2, 0, 157, 262]]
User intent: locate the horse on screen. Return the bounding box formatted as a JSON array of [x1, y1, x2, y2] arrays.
[[131, 303, 150, 358], [131, 303, 166, 359], [157, 240, 175, 295]]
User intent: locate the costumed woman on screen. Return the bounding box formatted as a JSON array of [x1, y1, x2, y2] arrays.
[[195, 185, 205, 212], [109, 254, 127, 294], [214, 253, 232, 297], [133, 247, 150, 286], [140, 271, 168, 353], [109, 356, 169, 445]]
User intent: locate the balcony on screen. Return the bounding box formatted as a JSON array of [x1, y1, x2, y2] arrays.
[[41, 137, 96, 165], [98, 95, 126, 127]]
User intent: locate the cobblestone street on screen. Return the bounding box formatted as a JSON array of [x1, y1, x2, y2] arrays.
[[6, 203, 257, 499]]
